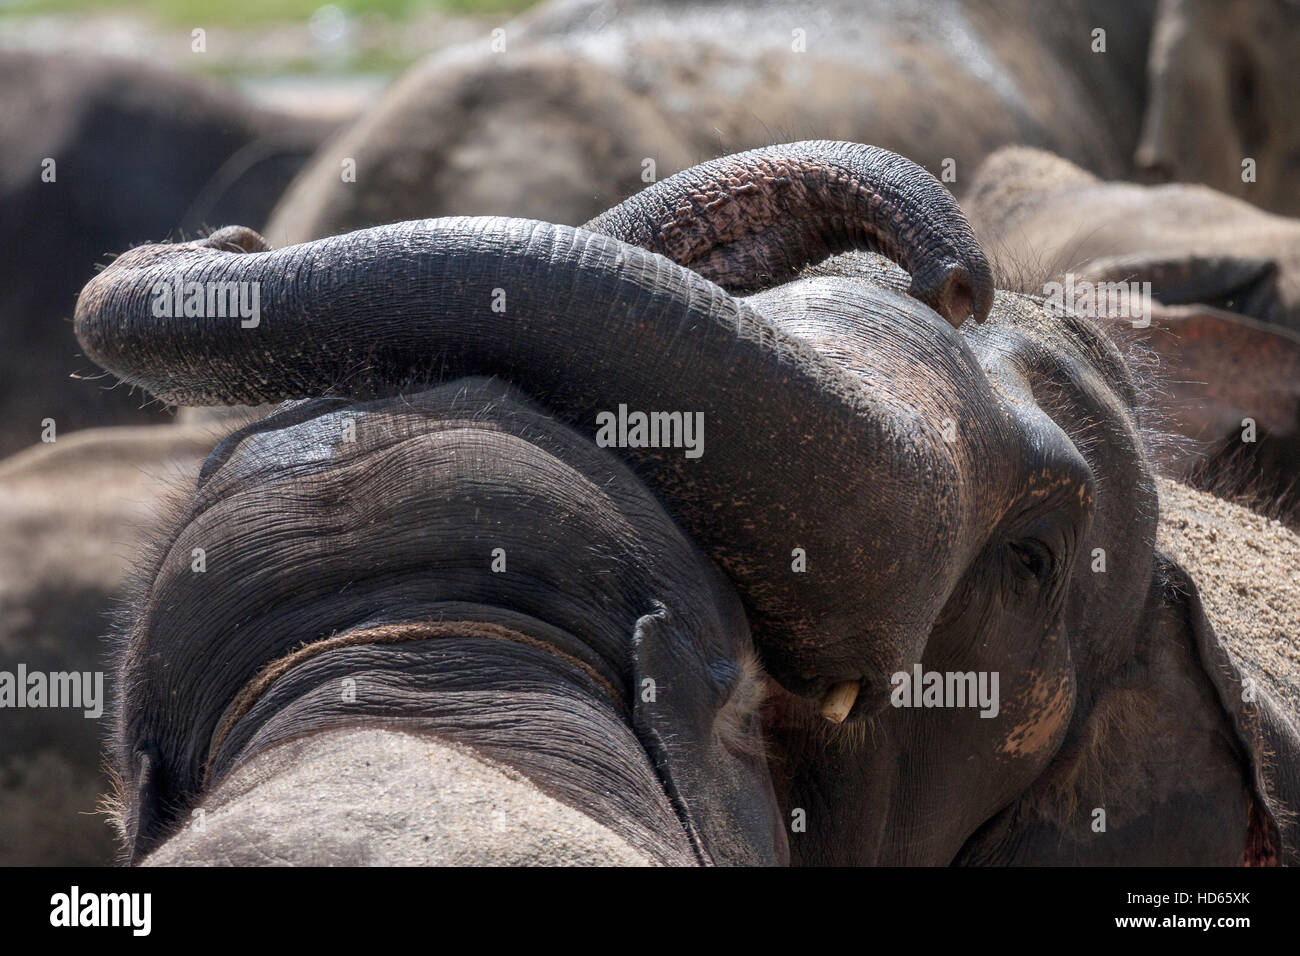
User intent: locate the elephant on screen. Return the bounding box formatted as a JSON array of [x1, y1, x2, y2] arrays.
[[72, 142, 1300, 864], [264, 0, 1158, 241], [1134, 0, 1300, 214], [0, 50, 341, 458], [965, 146, 1300, 331], [963, 146, 1300, 522], [0, 49, 341, 864], [262, 0, 1300, 252], [106, 378, 785, 865], [0, 421, 226, 865]]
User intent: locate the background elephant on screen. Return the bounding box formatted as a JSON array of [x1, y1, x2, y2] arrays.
[[0, 51, 342, 857], [1134, 0, 1300, 215], [261, 0, 1155, 243], [964, 146, 1300, 331], [74, 143, 1300, 864], [262, 0, 1300, 250], [0, 421, 224, 864], [0, 50, 341, 458], [963, 146, 1300, 522]]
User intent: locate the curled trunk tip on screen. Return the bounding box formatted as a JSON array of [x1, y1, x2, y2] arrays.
[[585, 140, 995, 327]]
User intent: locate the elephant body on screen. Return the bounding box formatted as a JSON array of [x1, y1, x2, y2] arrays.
[[0, 422, 221, 864], [0, 51, 340, 457], [264, 0, 1300, 250], [965, 147, 1300, 332], [265, 0, 1163, 243], [70, 142, 1300, 865]]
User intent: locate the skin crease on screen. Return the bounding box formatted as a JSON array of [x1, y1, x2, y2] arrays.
[[113, 379, 786, 865], [74, 145, 1299, 865]]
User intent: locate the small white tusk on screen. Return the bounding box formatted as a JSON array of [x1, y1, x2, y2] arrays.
[[820, 680, 860, 723]]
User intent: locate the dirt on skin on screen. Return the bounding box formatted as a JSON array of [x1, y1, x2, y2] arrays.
[[1157, 478, 1300, 723]]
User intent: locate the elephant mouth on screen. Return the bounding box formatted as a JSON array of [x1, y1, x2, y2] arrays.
[[819, 679, 862, 722], [762, 673, 870, 735]]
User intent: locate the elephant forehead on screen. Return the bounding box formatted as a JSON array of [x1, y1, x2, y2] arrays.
[[747, 273, 1003, 436], [196, 397, 506, 491], [175, 416, 655, 586], [967, 292, 1141, 413], [134, 381, 753, 688]]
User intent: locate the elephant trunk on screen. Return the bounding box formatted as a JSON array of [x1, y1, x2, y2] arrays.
[[74, 217, 954, 704], [583, 141, 994, 327]]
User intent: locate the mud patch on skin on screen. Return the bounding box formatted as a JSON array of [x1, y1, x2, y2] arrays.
[[999, 670, 1074, 758]]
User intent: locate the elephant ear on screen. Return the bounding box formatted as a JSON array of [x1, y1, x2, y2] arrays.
[[976, 554, 1297, 865], [1083, 253, 1283, 324], [1158, 557, 1295, 865], [1103, 302, 1300, 443], [629, 601, 785, 867], [122, 745, 165, 865]]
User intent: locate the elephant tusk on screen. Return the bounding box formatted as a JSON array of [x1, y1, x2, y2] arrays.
[[820, 680, 861, 723]]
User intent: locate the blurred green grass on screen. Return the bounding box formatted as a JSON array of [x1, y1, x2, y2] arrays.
[[0, 0, 538, 24]]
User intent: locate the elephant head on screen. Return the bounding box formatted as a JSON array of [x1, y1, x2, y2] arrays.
[[1136, 0, 1300, 216], [75, 142, 1297, 865], [100, 378, 788, 865], [75, 141, 993, 711]]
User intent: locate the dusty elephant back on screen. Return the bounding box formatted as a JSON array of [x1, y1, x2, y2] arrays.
[[141, 729, 663, 866], [1157, 478, 1300, 723]]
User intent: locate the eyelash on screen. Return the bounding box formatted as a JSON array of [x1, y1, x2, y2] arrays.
[[1008, 539, 1054, 585]]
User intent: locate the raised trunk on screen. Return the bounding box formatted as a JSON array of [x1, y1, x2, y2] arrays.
[[584, 141, 994, 326], [76, 217, 950, 700]]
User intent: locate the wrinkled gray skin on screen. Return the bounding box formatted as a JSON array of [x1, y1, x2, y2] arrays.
[[264, 0, 1300, 250], [965, 146, 1300, 522], [119, 379, 785, 865], [0, 51, 339, 458], [75, 143, 1299, 864]]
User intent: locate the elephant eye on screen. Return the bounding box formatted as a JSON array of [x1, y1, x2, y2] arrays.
[[1008, 539, 1054, 586]]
